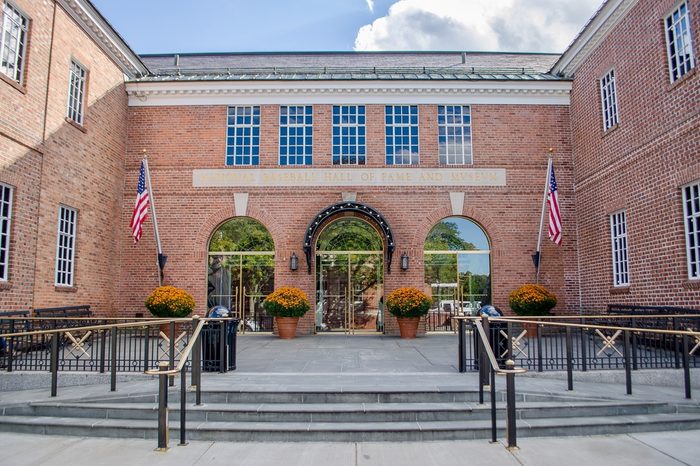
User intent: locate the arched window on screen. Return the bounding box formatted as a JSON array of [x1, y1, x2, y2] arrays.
[[424, 217, 491, 331], [207, 218, 274, 332]]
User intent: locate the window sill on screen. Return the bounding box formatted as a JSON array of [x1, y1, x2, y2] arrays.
[[54, 285, 77, 293], [682, 280, 700, 291], [0, 281, 11, 291], [65, 117, 87, 133], [0, 73, 27, 94], [610, 286, 631, 295], [602, 123, 619, 138], [668, 67, 696, 91]]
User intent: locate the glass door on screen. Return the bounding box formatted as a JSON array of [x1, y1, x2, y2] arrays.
[[317, 252, 383, 333], [207, 253, 275, 333]]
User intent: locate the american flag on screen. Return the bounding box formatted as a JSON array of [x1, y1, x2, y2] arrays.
[[547, 164, 562, 245], [129, 160, 149, 243]]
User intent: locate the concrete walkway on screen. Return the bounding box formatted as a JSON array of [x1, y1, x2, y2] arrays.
[[0, 332, 699, 465], [0, 431, 697, 465]]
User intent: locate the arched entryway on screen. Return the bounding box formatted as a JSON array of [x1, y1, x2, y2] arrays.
[[207, 217, 275, 332], [315, 217, 385, 333], [424, 217, 492, 331]]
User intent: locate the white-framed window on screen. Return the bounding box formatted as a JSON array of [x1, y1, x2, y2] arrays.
[[279, 105, 312, 166], [683, 181, 700, 280], [226, 106, 260, 166], [610, 210, 629, 287], [599, 69, 619, 131], [385, 105, 419, 165], [0, 1, 29, 83], [438, 105, 472, 165], [0, 183, 13, 281], [332, 105, 366, 165], [665, 1, 695, 82], [55, 205, 77, 287], [66, 59, 87, 125]]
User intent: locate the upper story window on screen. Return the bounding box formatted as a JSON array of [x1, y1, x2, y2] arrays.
[[610, 210, 629, 286], [332, 105, 366, 165], [226, 106, 260, 166], [0, 1, 29, 84], [683, 181, 700, 280], [665, 1, 695, 82], [279, 105, 312, 166], [66, 60, 87, 125], [599, 69, 619, 131], [55, 205, 77, 287], [0, 183, 13, 281], [438, 105, 472, 165], [385, 105, 419, 165]]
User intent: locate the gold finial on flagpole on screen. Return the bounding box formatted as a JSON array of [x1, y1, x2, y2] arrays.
[[142, 148, 148, 160], [548, 147, 554, 153]]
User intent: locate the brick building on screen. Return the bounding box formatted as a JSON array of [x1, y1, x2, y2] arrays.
[[0, 0, 697, 335]]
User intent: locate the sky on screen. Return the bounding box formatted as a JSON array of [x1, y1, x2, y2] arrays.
[[91, 0, 603, 55]]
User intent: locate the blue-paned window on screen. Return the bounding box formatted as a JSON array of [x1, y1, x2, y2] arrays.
[[438, 105, 472, 165], [332, 105, 366, 165], [226, 106, 260, 166], [280, 106, 313, 166], [385, 105, 419, 165]]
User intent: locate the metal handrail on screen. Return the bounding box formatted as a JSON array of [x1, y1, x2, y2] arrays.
[[453, 313, 700, 320], [0, 318, 192, 338], [487, 317, 700, 337], [457, 314, 697, 403], [473, 320, 526, 375], [0, 315, 234, 450], [453, 315, 700, 337], [469, 317, 526, 450], [145, 318, 205, 376]]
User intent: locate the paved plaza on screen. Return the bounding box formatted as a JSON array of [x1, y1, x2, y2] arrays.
[[0, 332, 698, 465]]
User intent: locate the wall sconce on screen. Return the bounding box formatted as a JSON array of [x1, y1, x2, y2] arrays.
[[290, 252, 298, 271], [400, 252, 409, 271]]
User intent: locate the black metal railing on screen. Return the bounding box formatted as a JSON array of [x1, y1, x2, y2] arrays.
[[426, 309, 457, 332], [456, 315, 700, 399], [0, 317, 238, 374]]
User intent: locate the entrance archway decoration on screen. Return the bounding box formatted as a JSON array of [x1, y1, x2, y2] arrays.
[[303, 202, 395, 273]]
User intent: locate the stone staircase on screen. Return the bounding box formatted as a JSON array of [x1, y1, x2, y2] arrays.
[[1, 388, 700, 442]]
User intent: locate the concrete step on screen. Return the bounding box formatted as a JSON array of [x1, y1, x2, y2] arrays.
[[81, 389, 606, 406], [15, 400, 675, 423], [0, 412, 699, 442]]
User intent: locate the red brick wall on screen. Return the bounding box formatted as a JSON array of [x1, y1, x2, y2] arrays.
[[0, 2, 129, 314], [0, 0, 55, 311], [570, 0, 700, 310], [120, 103, 575, 334]]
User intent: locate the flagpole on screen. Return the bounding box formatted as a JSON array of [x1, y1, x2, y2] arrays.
[[142, 152, 165, 285], [534, 155, 553, 283]]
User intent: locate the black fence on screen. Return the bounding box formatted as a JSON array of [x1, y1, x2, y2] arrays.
[[459, 316, 700, 372], [0, 318, 237, 373], [426, 309, 458, 332]]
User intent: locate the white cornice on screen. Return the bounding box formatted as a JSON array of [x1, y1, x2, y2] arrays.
[[552, 0, 640, 78], [126, 80, 572, 106], [57, 0, 148, 78]]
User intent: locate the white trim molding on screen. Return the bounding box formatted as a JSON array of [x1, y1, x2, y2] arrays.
[[126, 80, 572, 107], [57, 0, 148, 78], [552, 0, 640, 78]]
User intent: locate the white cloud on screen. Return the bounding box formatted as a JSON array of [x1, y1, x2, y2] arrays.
[[354, 0, 601, 52], [366, 0, 375, 13]]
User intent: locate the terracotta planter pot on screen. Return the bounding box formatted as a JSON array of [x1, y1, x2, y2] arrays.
[[276, 317, 300, 339], [397, 316, 420, 339], [522, 321, 540, 338]]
